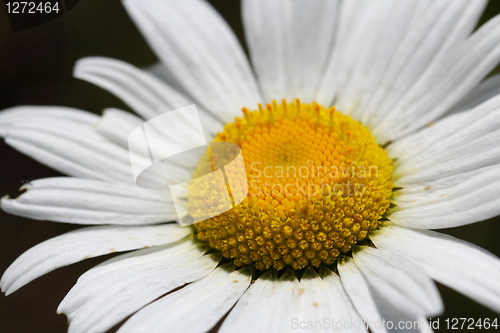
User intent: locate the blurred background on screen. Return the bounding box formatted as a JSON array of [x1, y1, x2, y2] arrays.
[[1, 1, 500, 332]]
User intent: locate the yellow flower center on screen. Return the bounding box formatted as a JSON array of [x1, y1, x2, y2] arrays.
[[191, 99, 393, 271]]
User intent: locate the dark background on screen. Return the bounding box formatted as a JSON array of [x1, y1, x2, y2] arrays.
[[0, 1, 500, 332]]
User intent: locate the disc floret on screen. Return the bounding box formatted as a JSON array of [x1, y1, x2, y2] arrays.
[[192, 99, 393, 271]]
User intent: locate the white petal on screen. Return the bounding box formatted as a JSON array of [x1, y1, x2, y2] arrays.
[[242, 0, 339, 103], [338, 260, 388, 333], [74, 57, 223, 138], [336, 0, 422, 119], [67, 256, 218, 333], [241, 0, 290, 102], [419, 317, 435, 333], [395, 130, 500, 184], [449, 74, 500, 115], [316, 0, 383, 106], [144, 62, 189, 96], [58, 240, 199, 315], [0, 106, 98, 136], [286, 1, 339, 103], [2, 112, 171, 188], [96, 105, 208, 181], [123, 0, 262, 119], [94, 108, 204, 181], [295, 267, 366, 333], [220, 267, 366, 333], [218, 269, 294, 333], [0, 223, 188, 295], [1, 177, 182, 225], [359, 0, 486, 127], [374, 12, 500, 142], [117, 264, 252, 333], [390, 93, 500, 189], [316, 0, 486, 111], [353, 247, 443, 317], [372, 295, 433, 333], [317, 267, 367, 333], [398, 117, 500, 176], [372, 225, 500, 314], [95, 106, 213, 182], [393, 165, 499, 203], [75, 57, 186, 120], [389, 166, 500, 229], [340, 257, 435, 332], [60, 243, 219, 333], [0, 108, 151, 184], [389, 93, 500, 170], [95, 108, 144, 148]]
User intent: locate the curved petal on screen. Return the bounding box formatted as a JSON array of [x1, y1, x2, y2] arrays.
[[372, 294, 434, 333], [58, 241, 199, 316], [220, 267, 366, 333], [389, 166, 500, 229], [285, 0, 339, 103], [316, 0, 392, 106], [144, 62, 189, 96], [338, 260, 387, 333], [317, 267, 367, 333], [316, 0, 487, 112], [391, 93, 500, 190], [122, 0, 262, 119], [0, 107, 158, 184], [117, 264, 252, 333], [394, 130, 500, 186], [374, 13, 500, 142], [372, 225, 500, 314], [1, 177, 183, 225], [241, 0, 290, 102], [353, 247, 443, 317], [74, 57, 223, 138], [0, 223, 188, 295], [218, 269, 295, 333], [95, 105, 213, 181], [394, 165, 499, 203], [420, 317, 435, 333], [75, 57, 179, 120], [95, 108, 144, 148], [0, 106, 98, 136], [340, 258, 435, 332], [359, 0, 486, 127], [94, 108, 204, 182], [448, 73, 500, 115], [242, 0, 339, 103], [389, 94, 500, 168], [59, 241, 219, 333], [335, 0, 422, 119]]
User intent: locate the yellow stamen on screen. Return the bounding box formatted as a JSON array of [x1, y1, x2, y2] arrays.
[[191, 100, 393, 271]]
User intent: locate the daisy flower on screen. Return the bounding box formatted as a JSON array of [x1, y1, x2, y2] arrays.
[[2, 0, 500, 332]]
